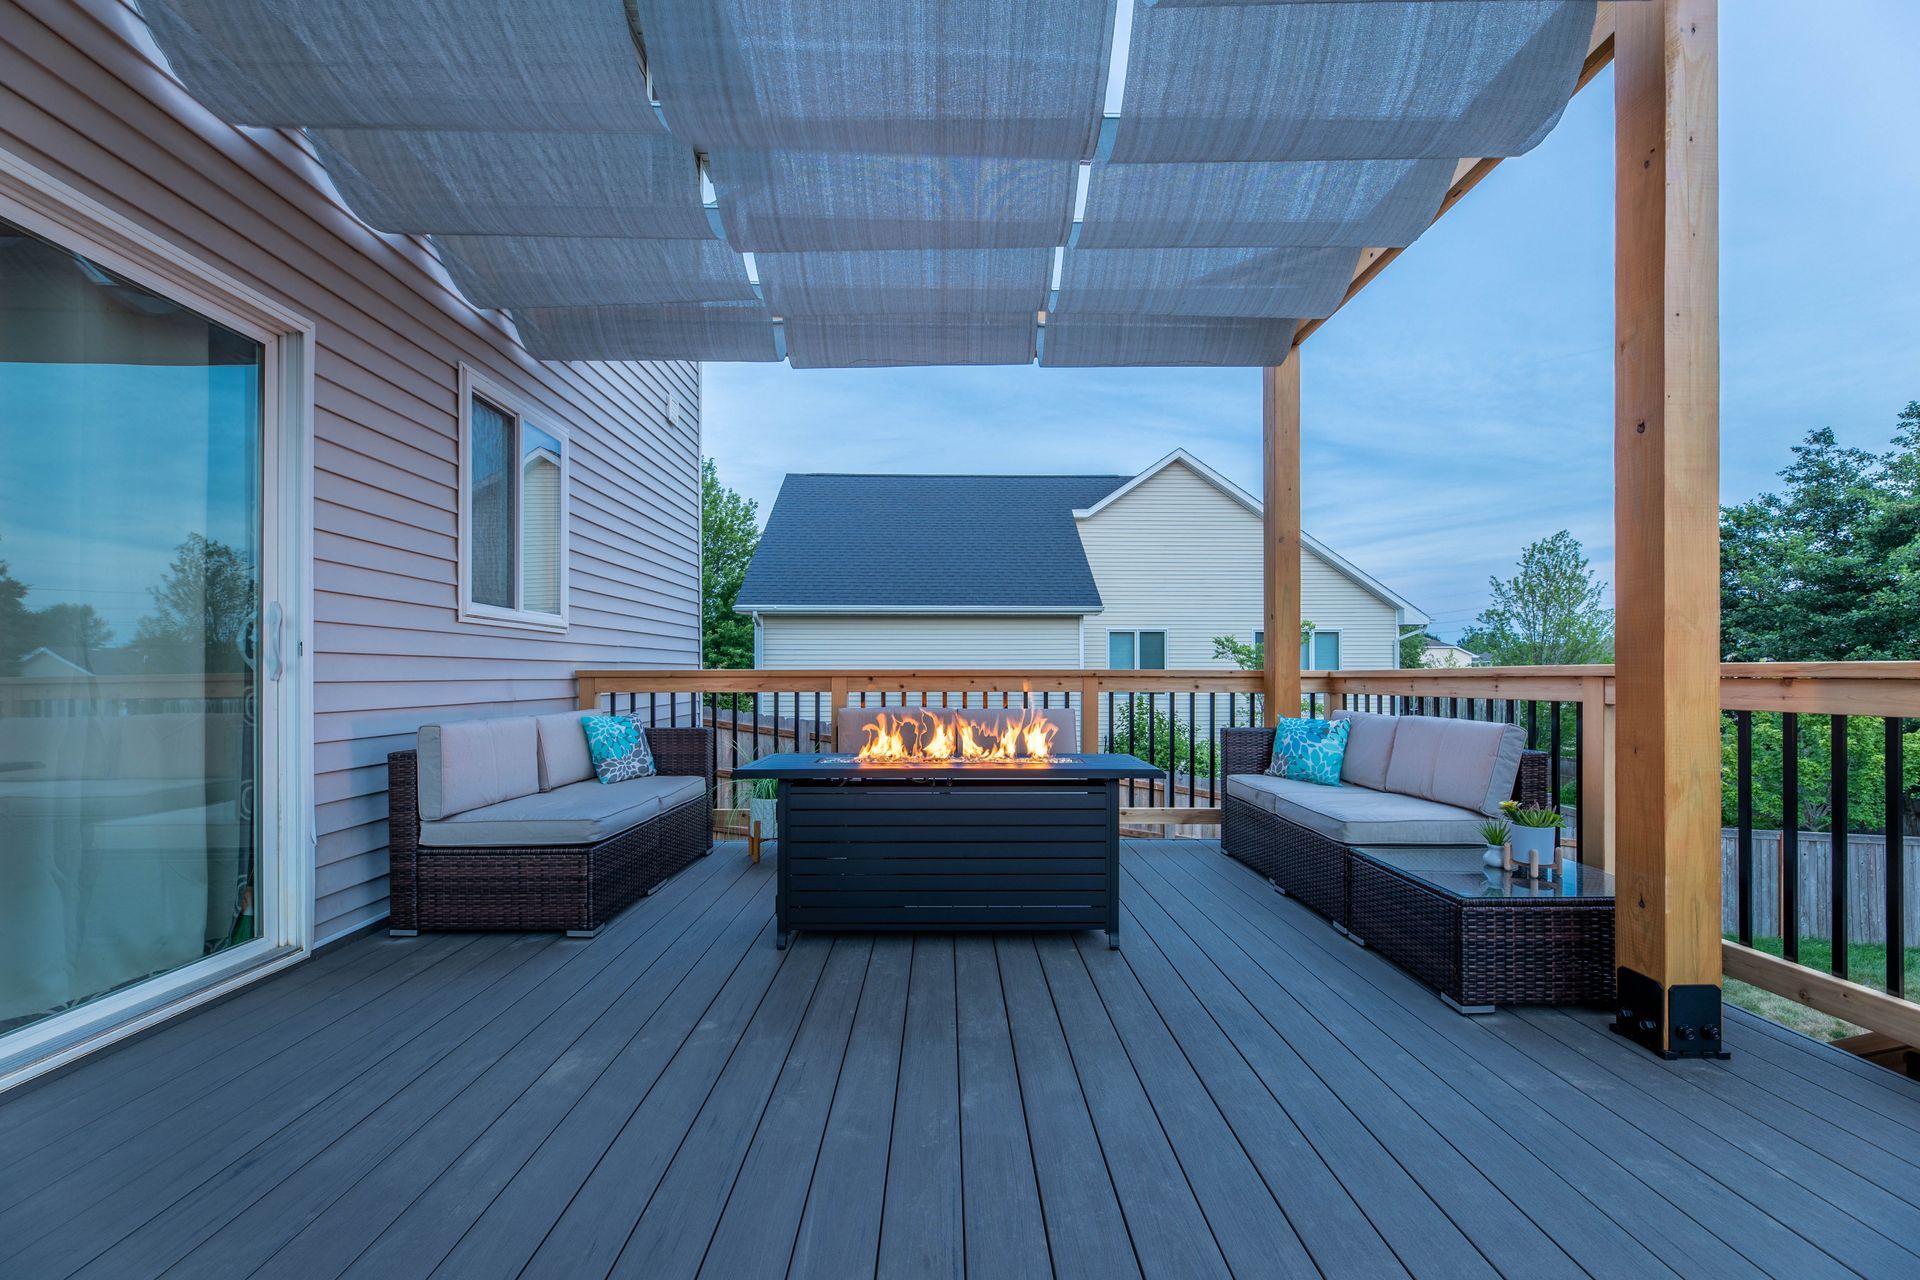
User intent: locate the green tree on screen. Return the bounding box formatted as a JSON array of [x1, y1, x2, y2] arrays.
[[701, 457, 759, 669], [1399, 627, 1431, 669], [1210, 620, 1315, 672], [133, 534, 256, 672], [1459, 531, 1612, 666], [0, 544, 29, 676], [1721, 404, 1920, 662]]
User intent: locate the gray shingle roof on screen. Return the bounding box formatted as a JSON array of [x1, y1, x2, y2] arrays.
[[735, 472, 1130, 611]]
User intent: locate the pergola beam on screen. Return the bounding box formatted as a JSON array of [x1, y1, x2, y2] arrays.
[[1292, 2, 1619, 348], [1610, 0, 1722, 1059], [1262, 351, 1302, 723]]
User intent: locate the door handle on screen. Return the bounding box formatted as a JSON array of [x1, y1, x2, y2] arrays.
[[265, 601, 284, 682]]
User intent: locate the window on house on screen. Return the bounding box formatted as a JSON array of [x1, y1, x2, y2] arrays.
[[460, 367, 568, 629], [1307, 631, 1341, 670], [1108, 630, 1166, 670]]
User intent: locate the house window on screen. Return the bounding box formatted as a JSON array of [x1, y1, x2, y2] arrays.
[[1253, 629, 1340, 669], [459, 365, 569, 630], [1108, 630, 1166, 670]]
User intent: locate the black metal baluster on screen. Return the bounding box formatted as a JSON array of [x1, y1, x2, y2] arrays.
[[1107, 691, 1115, 753], [1527, 700, 1539, 750], [1209, 693, 1218, 805], [1831, 715, 1850, 979], [1782, 712, 1800, 965], [1736, 710, 1754, 947], [1129, 691, 1140, 805], [707, 692, 719, 814], [1187, 692, 1197, 809], [1562, 701, 1576, 863], [1886, 716, 1905, 997]]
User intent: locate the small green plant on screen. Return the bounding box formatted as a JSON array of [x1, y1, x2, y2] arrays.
[[1501, 799, 1565, 829], [750, 779, 779, 800], [1478, 818, 1511, 847]]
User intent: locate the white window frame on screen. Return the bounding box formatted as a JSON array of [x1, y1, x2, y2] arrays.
[[457, 364, 571, 632], [0, 148, 316, 1092], [1107, 629, 1168, 670], [1303, 627, 1344, 671]]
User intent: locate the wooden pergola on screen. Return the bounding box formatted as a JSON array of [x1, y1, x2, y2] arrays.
[[1259, 0, 1721, 1057]]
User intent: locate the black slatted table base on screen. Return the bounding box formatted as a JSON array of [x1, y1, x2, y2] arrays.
[[777, 779, 1121, 945]]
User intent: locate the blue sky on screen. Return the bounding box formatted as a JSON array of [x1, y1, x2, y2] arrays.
[[703, 1, 1920, 642]]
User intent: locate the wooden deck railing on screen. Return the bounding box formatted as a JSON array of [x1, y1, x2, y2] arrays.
[[576, 662, 1920, 1049]]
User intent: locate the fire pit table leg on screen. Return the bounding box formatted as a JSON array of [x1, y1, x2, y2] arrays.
[[1106, 779, 1121, 948]]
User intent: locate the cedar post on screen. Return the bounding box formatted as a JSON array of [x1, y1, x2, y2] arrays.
[[1611, 0, 1724, 1058], [1262, 351, 1302, 725]]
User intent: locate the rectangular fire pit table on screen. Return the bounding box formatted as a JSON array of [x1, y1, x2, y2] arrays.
[[733, 752, 1161, 949], [1346, 844, 1616, 1014]]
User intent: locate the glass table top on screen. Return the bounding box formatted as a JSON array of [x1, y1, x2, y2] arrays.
[[1351, 844, 1615, 902]]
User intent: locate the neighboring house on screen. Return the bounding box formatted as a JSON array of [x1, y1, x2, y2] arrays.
[[1422, 639, 1485, 668], [1, 2, 697, 1083], [737, 450, 1427, 675]]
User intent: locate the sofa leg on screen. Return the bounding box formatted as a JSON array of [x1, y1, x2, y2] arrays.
[[389, 928, 418, 938]]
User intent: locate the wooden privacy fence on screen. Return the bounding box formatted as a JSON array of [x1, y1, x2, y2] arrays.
[[1720, 831, 1920, 945]]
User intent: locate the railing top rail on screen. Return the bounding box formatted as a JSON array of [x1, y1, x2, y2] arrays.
[[576, 667, 1267, 694]]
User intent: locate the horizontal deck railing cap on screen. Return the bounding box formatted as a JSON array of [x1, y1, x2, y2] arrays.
[[139, 0, 663, 131], [308, 130, 712, 238]]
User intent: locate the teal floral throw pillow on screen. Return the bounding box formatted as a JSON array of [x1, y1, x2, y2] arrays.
[[1266, 716, 1348, 787], [580, 714, 655, 784]]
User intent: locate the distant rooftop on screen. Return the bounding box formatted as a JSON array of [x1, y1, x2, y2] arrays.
[[734, 472, 1129, 612]]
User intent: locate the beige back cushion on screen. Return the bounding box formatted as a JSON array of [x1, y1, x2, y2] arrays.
[[533, 712, 596, 790], [1329, 710, 1398, 790], [1381, 716, 1525, 816], [833, 706, 1078, 755], [417, 717, 540, 820]]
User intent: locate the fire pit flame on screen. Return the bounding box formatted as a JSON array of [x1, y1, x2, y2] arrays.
[[855, 710, 1059, 765]]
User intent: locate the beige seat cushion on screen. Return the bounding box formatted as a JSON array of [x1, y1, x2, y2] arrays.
[[1329, 710, 1398, 790], [1226, 774, 1488, 846], [416, 718, 540, 821], [533, 712, 596, 790], [1381, 716, 1524, 817], [419, 775, 705, 848]]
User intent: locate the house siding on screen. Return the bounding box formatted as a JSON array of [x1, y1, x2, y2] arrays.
[[1073, 458, 1402, 671], [758, 614, 1084, 670], [2, 0, 700, 942]]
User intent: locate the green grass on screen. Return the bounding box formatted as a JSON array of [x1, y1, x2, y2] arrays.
[[1721, 935, 1920, 1041]]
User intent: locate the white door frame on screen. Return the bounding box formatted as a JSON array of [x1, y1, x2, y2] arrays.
[[0, 149, 316, 1091]]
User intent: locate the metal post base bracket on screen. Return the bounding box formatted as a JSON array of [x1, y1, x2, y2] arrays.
[[1611, 968, 1731, 1060]]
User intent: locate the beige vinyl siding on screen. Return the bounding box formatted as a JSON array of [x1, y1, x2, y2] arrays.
[[3, 0, 700, 942], [759, 614, 1083, 670], [1074, 458, 1401, 671]]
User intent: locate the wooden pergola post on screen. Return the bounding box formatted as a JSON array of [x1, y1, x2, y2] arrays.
[[1263, 351, 1302, 725], [1611, 0, 1725, 1058]]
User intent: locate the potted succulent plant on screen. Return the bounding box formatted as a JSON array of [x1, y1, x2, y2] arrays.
[[1500, 799, 1565, 873], [1478, 818, 1511, 870]]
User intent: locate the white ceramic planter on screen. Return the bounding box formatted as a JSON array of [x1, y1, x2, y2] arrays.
[[750, 796, 778, 841], [1508, 824, 1557, 870]]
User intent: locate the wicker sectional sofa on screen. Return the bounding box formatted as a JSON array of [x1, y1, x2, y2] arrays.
[[387, 714, 712, 937], [1221, 711, 1550, 926]]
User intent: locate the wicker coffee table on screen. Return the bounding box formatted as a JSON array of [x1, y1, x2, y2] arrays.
[[1346, 845, 1616, 1014]]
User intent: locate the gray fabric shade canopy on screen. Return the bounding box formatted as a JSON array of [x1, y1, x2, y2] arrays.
[[138, 0, 1609, 368]]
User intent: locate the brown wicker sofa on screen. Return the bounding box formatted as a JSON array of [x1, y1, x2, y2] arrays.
[[387, 714, 711, 938], [1221, 711, 1550, 927]]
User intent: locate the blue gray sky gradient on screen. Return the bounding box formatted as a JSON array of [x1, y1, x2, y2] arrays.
[[703, 2, 1920, 642]]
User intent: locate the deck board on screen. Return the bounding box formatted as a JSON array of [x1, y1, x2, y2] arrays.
[[4, 839, 1919, 1279]]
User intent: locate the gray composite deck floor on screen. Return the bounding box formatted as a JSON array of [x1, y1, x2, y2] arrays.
[[5, 841, 1920, 1279]]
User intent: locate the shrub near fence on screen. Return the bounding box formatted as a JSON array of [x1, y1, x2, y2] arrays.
[[1722, 829, 1920, 944]]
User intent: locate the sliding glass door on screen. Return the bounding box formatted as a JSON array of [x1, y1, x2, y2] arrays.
[[0, 215, 265, 1041]]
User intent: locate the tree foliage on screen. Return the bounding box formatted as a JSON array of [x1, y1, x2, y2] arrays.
[[134, 534, 256, 672], [1721, 404, 1920, 662], [1399, 628, 1431, 669], [1458, 530, 1612, 666], [702, 457, 760, 670], [0, 538, 115, 675], [1210, 621, 1315, 672]]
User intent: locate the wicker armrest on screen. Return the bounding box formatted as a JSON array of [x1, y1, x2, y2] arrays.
[[1220, 726, 1273, 778], [648, 726, 713, 786], [1514, 749, 1551, 810], [386, 749, 421, 931]]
